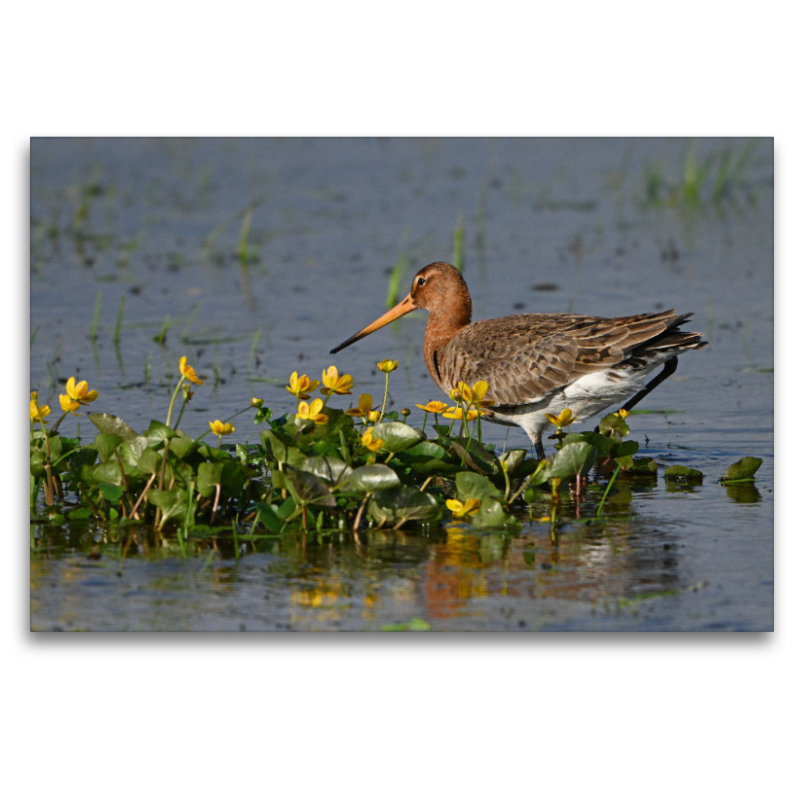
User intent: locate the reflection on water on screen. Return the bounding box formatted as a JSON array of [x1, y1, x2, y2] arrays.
[[32, 480, 754, 632]]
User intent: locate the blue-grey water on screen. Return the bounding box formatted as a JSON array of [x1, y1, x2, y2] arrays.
[[30, 137, 773, 631]]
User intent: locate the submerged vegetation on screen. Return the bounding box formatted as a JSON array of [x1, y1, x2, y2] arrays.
[[29, 355, 762, 551]]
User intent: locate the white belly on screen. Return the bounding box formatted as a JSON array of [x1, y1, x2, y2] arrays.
[[486, 361, 668, 441]]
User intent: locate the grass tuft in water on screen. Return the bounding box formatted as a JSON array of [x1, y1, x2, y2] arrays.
[[386, 253, 410, 308], [90, 290, 103, 342], [643, 139, 760, 209], [452, 213, 464, 272], [248, 328, 261, 371], [153, 315, 172, 345], [113, 295, 126, 347], [238, 206, 255, 264]]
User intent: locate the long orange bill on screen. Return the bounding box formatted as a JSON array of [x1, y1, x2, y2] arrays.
[[330, 293, 417, 354]]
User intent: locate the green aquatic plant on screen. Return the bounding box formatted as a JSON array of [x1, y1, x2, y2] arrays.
[[90, 290, 103, 342], [642, 139, 760, 209], [386, 253, 409, 308], [452, 213, 464, 271], [29, 355, 763, 547]]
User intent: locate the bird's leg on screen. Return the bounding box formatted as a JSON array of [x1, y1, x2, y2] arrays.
[[533, 435, 545, 461], [621, 356, 679, 413]]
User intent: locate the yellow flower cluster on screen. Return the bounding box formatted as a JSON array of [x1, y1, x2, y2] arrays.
[[59, 376, 99, 415], [361, 427, 384, 452], [209, 420, 235, 436], [423, 379, 494, 421], [29, 391, 51, 423], [296, 398, 328, 425], [446, 498, 481, 519], [285, 364, 356, 427], [346, 394, 380, 422], [179, 356, 204, 386], [449, 380, 492, 409], [545, 408, 576, 430]]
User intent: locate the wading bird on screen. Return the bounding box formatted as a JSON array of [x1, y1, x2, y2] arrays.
[[331, 261, 706, 458]]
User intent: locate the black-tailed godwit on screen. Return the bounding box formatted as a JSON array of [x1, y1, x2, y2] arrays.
[[331, 262, 706, 458]]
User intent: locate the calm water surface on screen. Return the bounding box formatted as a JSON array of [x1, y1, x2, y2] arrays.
[[30, 137, 773, 631]]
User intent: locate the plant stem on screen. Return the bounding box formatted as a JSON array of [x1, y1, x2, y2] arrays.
[[379, 372, 390, 422], [90, 290, 102, 342], [113, 294, 126, 347], [595, 464, 622, 518], [165, 376, 186, 427]]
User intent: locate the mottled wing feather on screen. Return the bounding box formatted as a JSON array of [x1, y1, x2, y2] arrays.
[[441, 310, 701, 406]]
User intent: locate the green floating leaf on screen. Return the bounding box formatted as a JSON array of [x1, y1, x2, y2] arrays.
[[446, 437, 500, 476], [721, 457, 763, 483], [88, 412, 140, 442], [98, 483, 124, 503], [341, 464, 401, 494], [550, 441, 598, 480], [197, 461, 224, 497], [301, 455, 353, 486], [611, 439, 639, 459], [472, 498, 520, 530], [94, 432, 123, 462], [275, 496, 297, 520], [624, 457, 659, 475], [30, 447, 47, 478], [145, 420, 177, 446], [136, 448, 161, 477], [598, 412, 630, 438], [283, 465, 336, 508], [148, 488, 189, 523], [455, 471, 504, 504], [368, 486, 442, 527], [665, 464, 704, 483], [93, 460, 123, 485], [369, 421, 425, 452], [396, 441, 461, 476], [499, 449, 528, 475], [170, 431, 196, 459], [118, 436, 148, 466], [564, 431, 614, 458], [252, 502, 284, 533], [261, 429, 305, 467]]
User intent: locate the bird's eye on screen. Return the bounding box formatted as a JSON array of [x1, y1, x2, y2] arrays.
[[417, 277, 426, 287]]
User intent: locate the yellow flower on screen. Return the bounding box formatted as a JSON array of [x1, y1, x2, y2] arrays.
[[545, 408, 576, 429], [64, 376, 98, 405], [449, 380, 492, 408], [446, 498, 481, 519], [361, 427, 384, 452], [442, 406, 482, 421], [377, 359, 398, 373], [346, 393, 375, 418], [179, 356, 204, 386], [616, 408, 630, 419], [320, 365, 354, 396], [209, 420, 235, 436], [286, 371, 320, 400], [251, 397, 264, 408], [367, 409, 381, 423], [415, 400, 449, 414], [59, 394, 81, 414], [296, 398, 328, 425], [30, 393, 51, 422]]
